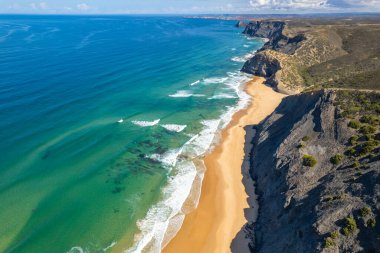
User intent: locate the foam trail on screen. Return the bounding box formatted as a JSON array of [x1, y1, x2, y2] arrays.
[[147, 148, 182, 168], [67, 246, 85, 253], [103, 241, 117, 252], [231, 51, 257, 63], [202, 77, 228, 84], [189, 80, 200, 86], [161, 124, 187, 133], [131, 119, 160, 127], [208, 94, 237, 100], [169, 90, 205, 98]]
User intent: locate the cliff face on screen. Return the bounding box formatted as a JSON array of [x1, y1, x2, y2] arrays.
[[240, 53, 281, 88], [243, 90, 380, 253], [242, 21, 305, 54], [241, 21, 306, 93]]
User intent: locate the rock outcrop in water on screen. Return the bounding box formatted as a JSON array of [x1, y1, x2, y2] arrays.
[[235, 21, 247, 28], [241, 90, 380, 253]]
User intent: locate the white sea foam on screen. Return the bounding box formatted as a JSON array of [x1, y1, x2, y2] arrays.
[[202, 77, 228, 84], [117, 118, 124, 123], [169, 90, 205, 98], [126, 118, 223, 253], [243, 44, 250, 48], [189, 80, 200, 86], [231, 51, 256, 62], [102, 241, 117, 252], [67, 246, 85, 253], [161, 124, 187, 133], [131, 119, 160, 127], [208, 94, 237, 100], [125, 160, 198, 253], [231, 47, 236, 51], [126, 69, 254, 253], [147, 148, 183, 168]]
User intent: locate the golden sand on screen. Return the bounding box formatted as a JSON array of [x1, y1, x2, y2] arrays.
[[163, 77, 286, 253]]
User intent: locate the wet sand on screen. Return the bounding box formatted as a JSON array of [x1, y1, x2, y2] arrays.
[[163, 77, 286, 253]]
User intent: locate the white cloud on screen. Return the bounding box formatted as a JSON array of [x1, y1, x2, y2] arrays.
[[8, 3, 20, 10], [39, 2, 48, 10], [343, 0, 380, 7], [249, 0, 328, 9], [30, 3, 37, 10], [30, 2, 48, 10], [77, 3, 91, 11]]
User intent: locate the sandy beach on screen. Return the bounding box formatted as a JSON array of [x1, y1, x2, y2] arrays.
[[163, 77, 286, 253]]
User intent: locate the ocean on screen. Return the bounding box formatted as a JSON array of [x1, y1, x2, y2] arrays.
[[0, 15, 263, 253]]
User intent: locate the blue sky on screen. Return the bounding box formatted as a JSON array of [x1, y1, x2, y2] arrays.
[[1, 0, 380, 14]]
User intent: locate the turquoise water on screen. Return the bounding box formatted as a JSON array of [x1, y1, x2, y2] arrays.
[[0, 15, 262, 253]]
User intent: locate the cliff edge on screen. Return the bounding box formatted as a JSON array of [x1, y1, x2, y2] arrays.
[[243, 90, 380, 252], [240, 19, 380, 94]]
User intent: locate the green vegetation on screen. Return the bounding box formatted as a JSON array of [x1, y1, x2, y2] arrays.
[[302, 135, 311, 142], [330, 154, 343, 165], [330, 230, 339, 239], [346, 148, 356, 156], [302, 155, 317, 167], [348, 120, 361, 129], [297, 143, 304, 149], [324, 194, 346, 202], [324, 237, 335, 248], [349, 135, 358, 146], [360, 207, 371, 217], [343, 216, 357, 236], [360, 125, 376, 134], [367, 218, 376, 228], [360, 115, 375, 124], [355, 140, 379, 156], [364, 134, 374, 141], [352, 160, 360, 168]]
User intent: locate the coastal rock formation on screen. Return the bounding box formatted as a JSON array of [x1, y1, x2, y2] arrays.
[[240, 53, 280, 88], [241, 21, 306, 93], [242, 90, 380, 253], [235, 21, 247, 28], [242, 21, 305, 54]]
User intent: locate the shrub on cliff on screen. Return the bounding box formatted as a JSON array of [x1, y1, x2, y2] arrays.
[[302, 155, 317, 167], [302, 135, 310, 142], [362, 140, 377, 154], [343, 216, 357, 236], [367, 218, 376, 228], [330, 154, 343, 165], [349, 135, 358, 146], [352, 160, 360, 168], [360, 207, 371, 217], [360, 115, 374, 124], [330, 230, 339, 239], [348, 120, 361, 129], [360, 125, 377, 134], [324, 237, 335, 248]]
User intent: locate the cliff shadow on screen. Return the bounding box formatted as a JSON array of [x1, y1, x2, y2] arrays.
[[231, 91, 325, 253]]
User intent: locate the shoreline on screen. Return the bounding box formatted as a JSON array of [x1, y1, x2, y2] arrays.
[[163, 77, 286, 253]]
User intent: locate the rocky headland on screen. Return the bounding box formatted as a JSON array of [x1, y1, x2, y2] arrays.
[[234, 17, 380, 253], [240, 18, 380, 94]]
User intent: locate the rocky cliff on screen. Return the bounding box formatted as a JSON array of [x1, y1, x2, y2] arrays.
[[241, 21, 306, 93], [240, 20, 351, 94], [242, 21, 305, 54], [241, 90, 380, 253]]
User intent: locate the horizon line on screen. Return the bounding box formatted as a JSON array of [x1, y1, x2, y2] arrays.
[[1, 11, 380, 16]]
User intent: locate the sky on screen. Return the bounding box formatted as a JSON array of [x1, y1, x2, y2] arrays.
[[1, 0, 380, 14]]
